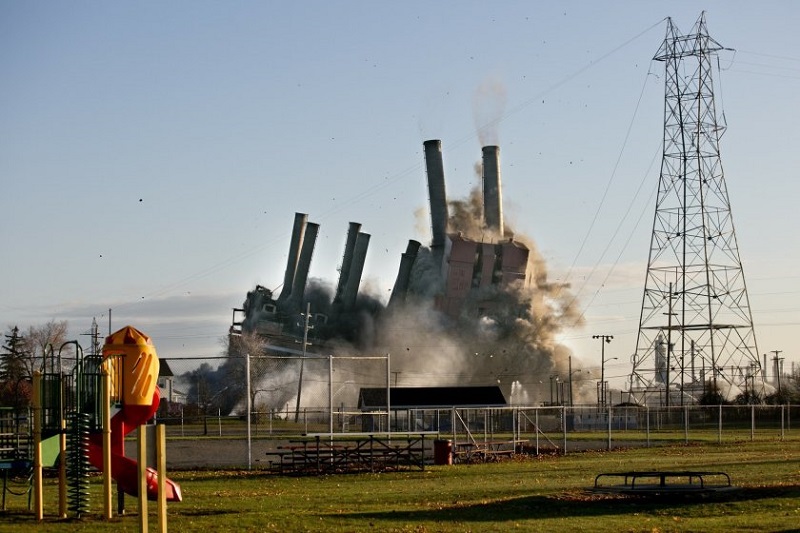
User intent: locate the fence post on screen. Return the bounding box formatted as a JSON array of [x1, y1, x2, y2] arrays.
[[328, 355, 333, 436], [562, 406, 567, 455], [751, 404, 755, 442], [718, 404, 722, 444], [781, 404, 785, 441], [646, 405, 650, 447], [246, 352, 252, 470], [451, 408, 456, 445], [386, 353, 391, 435], [606, 406, 611, 451], [684, 405, 689, 444]]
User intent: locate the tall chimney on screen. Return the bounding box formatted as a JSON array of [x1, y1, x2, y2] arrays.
[[341, 232, 370, 311], [286, 221, 319, 312], [333, 222, 362, 307], [424, 140, 448, 267], [482, 145, 503, 236], [388, 240, 421, 308], [277, 212, 308, 303]]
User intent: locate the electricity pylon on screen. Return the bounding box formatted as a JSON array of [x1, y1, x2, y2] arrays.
[[628, 14, 762, 406]]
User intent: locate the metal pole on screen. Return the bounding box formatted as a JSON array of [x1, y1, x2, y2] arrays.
[[568, 356, 574, 407], [684, 405, 689, 444], [386, 353, 391, 436], [246, 353, 252, 470], [593, 335, 613, 408], [329, 355, 334, 436], [294, 303, 311, 423], [666, 282, 673, 408]]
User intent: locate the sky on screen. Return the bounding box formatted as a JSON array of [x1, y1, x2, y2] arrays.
[[2, 1, 799, 389]]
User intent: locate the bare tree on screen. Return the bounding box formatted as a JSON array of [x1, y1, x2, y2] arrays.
[[20, 320, 71, 376], [225, 331, 270, 415]]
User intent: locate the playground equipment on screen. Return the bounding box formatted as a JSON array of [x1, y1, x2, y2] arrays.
[[96, 325, 181, 502], [35, 325, 181, 517]]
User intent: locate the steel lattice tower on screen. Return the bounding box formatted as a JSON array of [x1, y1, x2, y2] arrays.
[[629, 14, 761, 405]]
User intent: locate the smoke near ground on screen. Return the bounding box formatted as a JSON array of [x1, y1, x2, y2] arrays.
[[198, 170, 586, 414], [196, 183, 588, 414], [375, 184, 586, 405]]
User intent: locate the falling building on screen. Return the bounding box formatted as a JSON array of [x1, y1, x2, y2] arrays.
[[423, 139, 531, 319], [231, 139, 531, 351]]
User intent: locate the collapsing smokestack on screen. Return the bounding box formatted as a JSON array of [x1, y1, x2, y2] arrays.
[[482, 145, 503, 236], [341, 232, 370, 311], [277, 212, 308, 304], [388, 240, 421, 308], [424, 140, 448, 268], [286, 221, 319, 312], [333, 222, 362, 309]]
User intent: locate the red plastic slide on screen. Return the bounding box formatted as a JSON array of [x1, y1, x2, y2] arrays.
[[87, 389, 182, 502]]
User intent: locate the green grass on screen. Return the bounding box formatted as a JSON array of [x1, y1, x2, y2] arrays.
[[2, 438, 800, 532]]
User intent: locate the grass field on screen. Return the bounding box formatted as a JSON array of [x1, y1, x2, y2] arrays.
[[2, 437, 799, 532]]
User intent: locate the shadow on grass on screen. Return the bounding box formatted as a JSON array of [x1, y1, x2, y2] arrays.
[[334, 485, 800, 524]]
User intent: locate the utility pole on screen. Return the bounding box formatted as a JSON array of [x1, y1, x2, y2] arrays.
[[568, 356, 574, 407], [771, 350, 784, 396], [294, 302, 313, 423], [593, 335, 613, 409], [665, 283, 675, 407]]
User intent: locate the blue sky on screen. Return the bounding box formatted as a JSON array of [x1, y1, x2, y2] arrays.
[[2, 1, 799, 387]]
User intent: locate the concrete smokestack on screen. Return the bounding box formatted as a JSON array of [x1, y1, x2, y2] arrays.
[[277, 212, 308, 303], [286, 221, 319, 311], [388, 240, 421, 307], [341, 232, 370, 311], [482, 145, 503, 236], [333, 222, 362, 307], [424, 140, 448, 266]]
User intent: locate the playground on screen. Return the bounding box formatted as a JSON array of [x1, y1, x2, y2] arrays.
[[1, 326, 799, 531], [0, 325, 180, 523]]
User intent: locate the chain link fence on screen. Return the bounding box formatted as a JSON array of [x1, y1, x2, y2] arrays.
[[150, 356, 799, 469], [157, 354, 390, 436]]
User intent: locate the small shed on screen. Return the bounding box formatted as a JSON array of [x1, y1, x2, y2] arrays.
[[357, 386, 507, 432], [359, 386, 506, 410]]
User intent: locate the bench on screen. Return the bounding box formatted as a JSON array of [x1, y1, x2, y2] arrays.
[[267, 434, 428, 475]]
